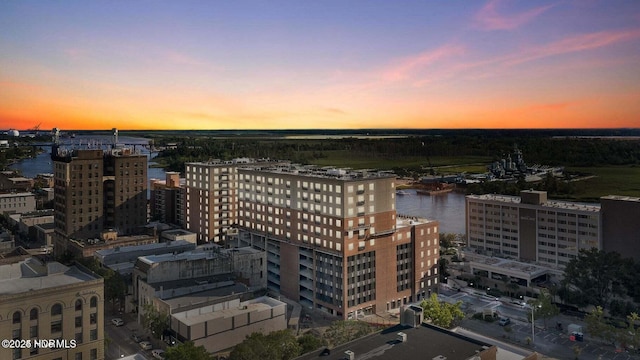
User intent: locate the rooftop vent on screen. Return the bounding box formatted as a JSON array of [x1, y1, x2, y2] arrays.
[[345, 350, 355, 360], [397, 332, 407, 343]]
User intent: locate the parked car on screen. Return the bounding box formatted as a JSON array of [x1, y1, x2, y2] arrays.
[[152, 349, 165, 359], [111, 318, 124, 327], [498, 317, 511, 326], [139, 341, 153, 350], [131, 333, 142, 343]]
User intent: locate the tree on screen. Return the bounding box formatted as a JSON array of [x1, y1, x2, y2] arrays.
[[529, 290, 559, 329], [165, 341, 213, 360], [561, 248, 626, 310], [585, 306, 616, 343], [141, 303, 169, 339], [439, 233, 456, 249], [229, 330, 301, 360], [79, 258, 126, 312], [420, 293, 465, 328], [322, 321, 375, 348], [297, 333, 326, 355]]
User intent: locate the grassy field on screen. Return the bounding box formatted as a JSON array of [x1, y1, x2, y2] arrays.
[[566, 166, 640, 201]]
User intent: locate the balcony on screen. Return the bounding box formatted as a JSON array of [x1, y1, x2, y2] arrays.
[[348, 224, 371, 231]]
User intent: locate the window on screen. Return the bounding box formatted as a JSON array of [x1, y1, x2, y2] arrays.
[[90, 349, 97, 360], [51, 303, 63, 316], [90, 296, 97, 308], [30, 308, 38, 321], [90, 329, 98, 341], [75, 316, 82, 328], [13, 311, 21, 324], [51, 320, 62, 333], [75, 352, 83, 360], [75, 299, 83, 311], [30, 325, 37, 338], [90, 313, 97, 325]]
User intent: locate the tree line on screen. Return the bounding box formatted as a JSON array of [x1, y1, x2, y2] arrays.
[[151, 134, 640, 173]]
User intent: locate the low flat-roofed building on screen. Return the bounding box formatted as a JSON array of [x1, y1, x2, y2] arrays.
[[0, 172, 33, 192], [462, 252, 562, 288], [33, 222, 55, 246], [0, 257, 104, 360], [297, 322, 499, 360], [171, 296, 287, 354], [160, 229, 197, 244], [65, 231, 158, 259], [0, 192, 36, 215], [95, 240, 196, 271]]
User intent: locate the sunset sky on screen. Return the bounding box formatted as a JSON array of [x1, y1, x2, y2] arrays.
[[1, 1, 639, 130]]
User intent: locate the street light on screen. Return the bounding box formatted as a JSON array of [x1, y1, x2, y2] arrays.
[[524, 303, 542, 344]]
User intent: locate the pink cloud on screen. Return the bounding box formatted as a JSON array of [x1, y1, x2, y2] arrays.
[[503, 28, 640, 65], [165, 51, 209, 66], [475, 0, 555, 30], [381, 44, 466, 82]]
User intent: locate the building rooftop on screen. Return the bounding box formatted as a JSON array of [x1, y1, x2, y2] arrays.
[[396, 214, 437, 228], [242, 163, 396, 181], [467, 194, 601, 212], [297, 323, 495, 360], [0, 258, 99, 295], [137, 248, 230, 266], [172, 295, 284, 327], [161, 282, 248, 308], [95, 240, 195, 264], [0, 192, 33, 198], [601, 195, 640, 202]]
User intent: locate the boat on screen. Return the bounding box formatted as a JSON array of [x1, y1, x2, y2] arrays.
[[396, 190, 410, 195], [417, 188, 453, 196], [416, 182, 455, 195]]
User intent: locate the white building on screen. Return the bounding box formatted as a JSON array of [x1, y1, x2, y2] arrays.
[[466, 190, 601, 269]]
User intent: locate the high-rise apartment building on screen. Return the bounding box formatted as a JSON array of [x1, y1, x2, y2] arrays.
[[150, 172, 185, 226], [466, 190, 601, 268], [0, 257, 105, 360], [183, 160, 439, 318], [184, 159, 257, 243], [52, 147, 147, 256], [233, 165, 440, 319]]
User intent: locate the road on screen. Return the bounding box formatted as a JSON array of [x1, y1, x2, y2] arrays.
[[439, 286, 640, 360], [105, 313, 154, 360]]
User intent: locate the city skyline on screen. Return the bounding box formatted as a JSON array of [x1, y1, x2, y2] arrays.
[[1, 1, 639, 131]]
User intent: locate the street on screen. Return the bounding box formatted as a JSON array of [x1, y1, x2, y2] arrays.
[[439, 286, 640, 360], [105, 313, 157, 360]]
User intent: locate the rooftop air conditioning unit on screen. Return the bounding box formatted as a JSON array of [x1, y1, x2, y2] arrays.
[[397, 332, 407, 343], [345, 350, 355, 360]]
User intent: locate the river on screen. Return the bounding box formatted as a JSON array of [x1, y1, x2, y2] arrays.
[[395, 189, 466, 235], [9, 136, 466, 234]]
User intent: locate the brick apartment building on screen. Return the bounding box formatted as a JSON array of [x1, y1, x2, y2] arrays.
[[184, 161, 440, 319], [52, 147, 147, 257]]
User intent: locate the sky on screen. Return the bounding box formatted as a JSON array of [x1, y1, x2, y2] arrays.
[[1, 1, 639, 130]]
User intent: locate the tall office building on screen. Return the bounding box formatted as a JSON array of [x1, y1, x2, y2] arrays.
[[233, 164, 439, 319], [52, 147, 147, 256], [0, 257, 105, 360], [466, 190, 601, 268]]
